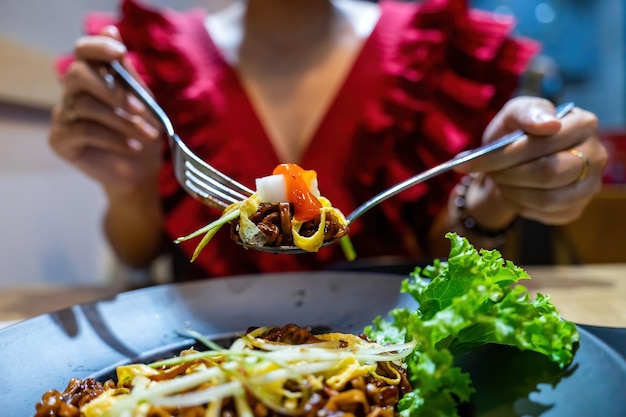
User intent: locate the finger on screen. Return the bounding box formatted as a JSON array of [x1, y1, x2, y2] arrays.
[[489, 147, 593, 189], [73, 146, 140, 186], [65, 93, 160, 143], [50, 95, 150, 152], [73, 24, 128, 64], [515, 205, 586, 225], [63, 60, 147, 116], [49, 114, 142, 159], [74, 34, 127, 63], [100, 25, 122, 41], [457, 107, 596, 174], [498, 177, 601, 218], [484, 96, 562, 140]]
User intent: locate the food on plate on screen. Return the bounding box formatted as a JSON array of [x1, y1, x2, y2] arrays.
[[176, 163, 351, 260], [34, 324, 415, 417], [33, 233, 580, 417]]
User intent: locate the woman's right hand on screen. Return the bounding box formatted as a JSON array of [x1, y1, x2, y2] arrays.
[[49, 26, 163, 197]]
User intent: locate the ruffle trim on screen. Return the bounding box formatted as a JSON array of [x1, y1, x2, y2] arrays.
[[356, 0, 538, 193], [349, 0, 539, 253]]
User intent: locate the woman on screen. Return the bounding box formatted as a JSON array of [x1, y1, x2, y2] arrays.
[[49, 0, 606, 281]]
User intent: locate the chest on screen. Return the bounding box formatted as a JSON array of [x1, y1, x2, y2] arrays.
[[236, 42, 364, 163]]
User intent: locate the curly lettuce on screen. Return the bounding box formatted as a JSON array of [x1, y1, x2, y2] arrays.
[[365, 232, 579, 417]]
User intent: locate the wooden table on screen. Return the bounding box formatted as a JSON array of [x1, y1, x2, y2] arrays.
[[523, 264, 626, 328], [1, 264, 625, 329]]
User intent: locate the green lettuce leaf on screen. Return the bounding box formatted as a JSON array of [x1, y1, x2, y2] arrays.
[[365, 232, 579, 417]]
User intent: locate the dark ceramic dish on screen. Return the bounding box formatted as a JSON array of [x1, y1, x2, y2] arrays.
[[2, 271, 625, 416]]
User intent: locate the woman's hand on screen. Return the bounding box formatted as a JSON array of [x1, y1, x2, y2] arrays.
[[454, 96, 608, 231], [49, 26, 166, 269], [49, 26, 163, 197]]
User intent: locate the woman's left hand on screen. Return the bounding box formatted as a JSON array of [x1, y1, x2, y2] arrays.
[[455, 96, 608, 229]]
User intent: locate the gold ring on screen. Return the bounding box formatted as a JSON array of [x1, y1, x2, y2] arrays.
[[65, 96, 78, 123], [570, 149, 589, 183]]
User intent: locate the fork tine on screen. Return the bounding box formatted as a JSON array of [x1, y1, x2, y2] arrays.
[[172, 135, 254, 196], [182, 163, 250, 207], [171, 135, 254, 210], [184, 161, 251, 202], [181, 175, 236, 209], [181, 182, 228, 209]]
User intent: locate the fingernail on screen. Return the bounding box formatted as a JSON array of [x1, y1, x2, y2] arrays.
[[114, 106, 130, 119], [101, 25, 119, 37], [127, 95, 145, 113], [533, 111, 556, 124], [127, 138, 143, 151], [109, 40, 127, 55], [142, 122, 160, 139], [107, 25, 120, 38]]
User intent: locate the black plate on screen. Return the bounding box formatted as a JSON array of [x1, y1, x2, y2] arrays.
[[2, 271, 625, 416]]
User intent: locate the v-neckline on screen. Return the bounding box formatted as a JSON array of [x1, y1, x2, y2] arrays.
[[193, 6, 387, 169]]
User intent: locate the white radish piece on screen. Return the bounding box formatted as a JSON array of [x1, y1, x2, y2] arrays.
[[255, 174, 287, 203]]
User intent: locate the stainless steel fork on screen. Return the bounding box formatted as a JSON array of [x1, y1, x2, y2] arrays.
[[108, 61, 254, 210]]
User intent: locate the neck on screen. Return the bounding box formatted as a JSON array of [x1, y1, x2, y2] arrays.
[[243, 0, 335, 46]]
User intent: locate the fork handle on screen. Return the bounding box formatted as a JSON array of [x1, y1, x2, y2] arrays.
[[346, 102, 576, 224]]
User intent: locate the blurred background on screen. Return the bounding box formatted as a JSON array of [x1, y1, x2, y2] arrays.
[[0, 0, 624, 287]]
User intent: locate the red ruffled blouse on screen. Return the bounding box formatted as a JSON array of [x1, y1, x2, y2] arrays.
[[63, 0, 538, 280]]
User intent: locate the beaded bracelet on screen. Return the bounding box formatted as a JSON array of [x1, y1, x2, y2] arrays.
[[453, 175, 517, 247]]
